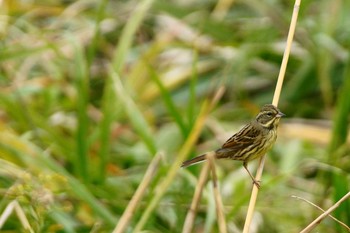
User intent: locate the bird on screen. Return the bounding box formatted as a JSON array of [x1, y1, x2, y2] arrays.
[[181, 104, 285, 188]]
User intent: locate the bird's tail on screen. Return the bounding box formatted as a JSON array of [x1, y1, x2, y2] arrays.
[[181, 154, 207, 168]]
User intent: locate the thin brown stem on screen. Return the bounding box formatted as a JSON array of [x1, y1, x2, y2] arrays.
[[113, 153, 162, 233], [207, 152, 227, 233], [299, 191, 350, 233], [182, 162, 210, 233], [291, 195, 350, 232]]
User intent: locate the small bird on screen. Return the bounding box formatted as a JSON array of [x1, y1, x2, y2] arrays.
[[181, 104, 285, 188]]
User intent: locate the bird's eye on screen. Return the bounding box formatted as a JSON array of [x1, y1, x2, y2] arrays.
[[266, 112, 273, 117]]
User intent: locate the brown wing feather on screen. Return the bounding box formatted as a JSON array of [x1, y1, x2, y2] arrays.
[[216, 122, 261, 159]]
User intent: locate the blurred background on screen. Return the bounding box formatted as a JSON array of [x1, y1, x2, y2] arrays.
[[0, 0, 349, 232]]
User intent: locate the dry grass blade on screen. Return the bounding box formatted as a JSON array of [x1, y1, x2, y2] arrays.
[[299, 191, 350, 233], [207, 152, 227, 233], [110, 70, 157, 155], [113, 153, 162, 233], [243, 0, 301, 232], [182, 162, 210, 233], [0, 201, 34, 233], [291, 195, 350, 232]]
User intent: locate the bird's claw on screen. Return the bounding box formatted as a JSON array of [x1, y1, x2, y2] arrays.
[[252, 179, 261, 189]]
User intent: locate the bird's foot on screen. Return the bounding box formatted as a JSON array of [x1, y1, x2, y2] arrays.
[[252, 179, 261, 189]]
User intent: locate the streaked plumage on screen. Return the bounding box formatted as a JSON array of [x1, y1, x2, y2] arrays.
[[181, 104, 285, 188]]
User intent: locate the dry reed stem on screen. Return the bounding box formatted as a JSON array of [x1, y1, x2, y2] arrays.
[[132, 87, 225, 233], [243, 0, 301, 232], [113, 153, 162, 233], [291, 195, 350, 232], [0, 201, 34, 233], [182, 162, 210, 233], [207, 151, 227, 233], [299, 191, 350, 233]]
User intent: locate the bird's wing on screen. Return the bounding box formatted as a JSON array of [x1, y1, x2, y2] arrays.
[[220, 123, 260, 151]]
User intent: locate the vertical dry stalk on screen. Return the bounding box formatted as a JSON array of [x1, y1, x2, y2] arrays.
[[182, 162, 210, 233], [113, 153, 162, 233], [207, 152, 227, 233], [300, 191, 350, 233], [0, 201, 34, 233], [243, 0, 301, 232]]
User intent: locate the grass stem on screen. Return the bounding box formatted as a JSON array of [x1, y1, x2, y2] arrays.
[[243, 0, 301, 232], [182, 162, 210, 233], [207, 152, 227, 233]]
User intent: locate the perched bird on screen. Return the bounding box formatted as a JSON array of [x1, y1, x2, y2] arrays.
[[181, 104, 285, 188]]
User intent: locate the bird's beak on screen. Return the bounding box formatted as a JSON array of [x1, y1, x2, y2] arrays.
[[276, 111, 286, 118]]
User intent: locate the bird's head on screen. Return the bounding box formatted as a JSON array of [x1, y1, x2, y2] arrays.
[[256, 104, 285, 129]]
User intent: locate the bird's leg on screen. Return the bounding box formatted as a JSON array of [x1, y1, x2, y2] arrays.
[[243, 162, 261, 189]]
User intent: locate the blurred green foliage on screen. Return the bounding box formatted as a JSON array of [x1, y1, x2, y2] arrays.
[[0, 0, 349, 232]]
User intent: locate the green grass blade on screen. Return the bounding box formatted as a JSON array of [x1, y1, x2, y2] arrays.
[[110, 70, 157, 155], [97, 77, 115, 183], [187, 51, 199, 129], [0, 46, 49, 62], [328, 61, 350, 154], [49, 208, 76, 233], [329, 59, 350, 226], [148, 66, 188, 137], [97, 0, 154, 182], [332, 172, 350, 230], [112, 0, 155, 72], [73, 41, 90, 182], [86, 0, 108, 67]]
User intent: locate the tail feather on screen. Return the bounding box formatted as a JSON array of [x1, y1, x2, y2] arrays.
[[181, 154, 206, 168]]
